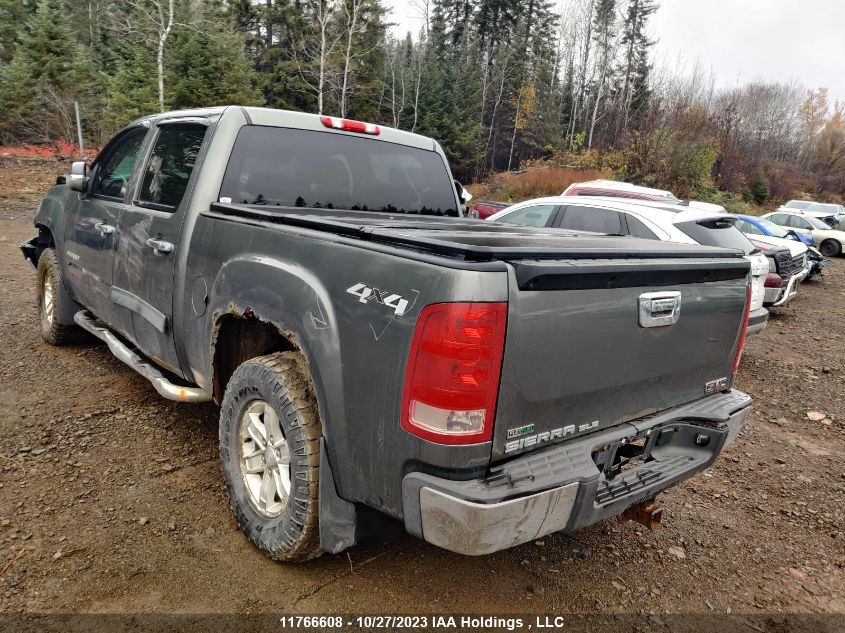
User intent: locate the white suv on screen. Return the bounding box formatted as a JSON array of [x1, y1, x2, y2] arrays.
[[488, 196, 773, 334]]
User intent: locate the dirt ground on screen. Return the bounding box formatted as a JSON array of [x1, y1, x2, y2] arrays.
[[0, 158, 843, 622]]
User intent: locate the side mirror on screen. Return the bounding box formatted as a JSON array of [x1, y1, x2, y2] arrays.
[[67, 161, 88, 192], [454, 180, 473, 204]]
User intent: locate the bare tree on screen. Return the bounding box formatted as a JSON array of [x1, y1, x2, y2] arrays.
[[339, 0, 364, 117], [154, 0, 175, 112], [563, 0, 594, 149], [386, 41, 407, 127], [410, 41, 424, 132], [114, 0, 177, 112], [294, 0, 342, 115], [586, 0, 619, 148], [409, 0, 431, 39]]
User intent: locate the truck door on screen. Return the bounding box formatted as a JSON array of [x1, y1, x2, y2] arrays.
[[112, 121, 208, 376], [64, 126, 149, 328]]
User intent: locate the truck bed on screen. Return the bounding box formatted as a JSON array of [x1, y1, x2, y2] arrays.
[[207, 202, 747, 263]]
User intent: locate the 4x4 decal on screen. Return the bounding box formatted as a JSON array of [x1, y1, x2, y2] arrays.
[[346, 282, 411, 316]]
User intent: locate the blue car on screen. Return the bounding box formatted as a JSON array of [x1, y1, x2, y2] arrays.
[[734, 214, 816, 247]]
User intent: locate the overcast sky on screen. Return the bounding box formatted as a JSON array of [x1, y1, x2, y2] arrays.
[[385, 0, 845, 104]]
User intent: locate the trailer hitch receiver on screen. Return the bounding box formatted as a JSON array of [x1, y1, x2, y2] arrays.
[[620, 499, 663, 529]]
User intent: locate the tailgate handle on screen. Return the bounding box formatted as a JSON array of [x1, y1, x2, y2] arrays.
[[638, 291, 681, 328]]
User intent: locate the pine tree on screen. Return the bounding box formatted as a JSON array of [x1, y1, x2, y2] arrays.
[[0, 0, 36, 63], [0, 0, 102, 144], [168, 28, 263, 109], [105, 45, 160, 129]]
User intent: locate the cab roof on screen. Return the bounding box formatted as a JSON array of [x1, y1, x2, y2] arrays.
[[131, 106, 437, 151]]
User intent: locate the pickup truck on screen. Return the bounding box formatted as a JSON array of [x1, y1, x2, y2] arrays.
[[22, 106, 753, 561]]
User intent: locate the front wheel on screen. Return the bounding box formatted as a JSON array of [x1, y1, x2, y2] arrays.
[[819, 239, 842, 258], [36, 248, 82, 345], [219, 351, 324, 561]]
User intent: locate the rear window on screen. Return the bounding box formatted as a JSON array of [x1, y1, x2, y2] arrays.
[[676, 219, 755, 254], [219, 126, 458, 216]]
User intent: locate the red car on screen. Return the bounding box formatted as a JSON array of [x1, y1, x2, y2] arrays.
[[471, 200, 509, 219]]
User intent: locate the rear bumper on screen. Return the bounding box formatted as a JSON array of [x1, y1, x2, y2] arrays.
[[746, 306, 769, 335], [402, 390, 751, 556]]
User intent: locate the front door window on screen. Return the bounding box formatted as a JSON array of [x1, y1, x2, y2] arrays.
[[89, 127, 148, 199]]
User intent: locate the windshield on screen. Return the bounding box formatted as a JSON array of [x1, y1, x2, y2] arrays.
[[757, 219, 789, 238], [219, 126, 459, 216]]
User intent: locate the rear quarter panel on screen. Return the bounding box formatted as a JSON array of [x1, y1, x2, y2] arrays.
[[182, 214, 509, 518]]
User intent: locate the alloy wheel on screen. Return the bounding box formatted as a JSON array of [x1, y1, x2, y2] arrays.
[[238, 400, 292, 518]]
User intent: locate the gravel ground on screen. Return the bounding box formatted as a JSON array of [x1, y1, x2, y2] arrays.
[[0, 158, 843, 621]]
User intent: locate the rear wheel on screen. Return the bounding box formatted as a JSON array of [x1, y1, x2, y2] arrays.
[[36, 248, 82, 345], [219, 351, 324, 562], [820, 239, 841, 258]]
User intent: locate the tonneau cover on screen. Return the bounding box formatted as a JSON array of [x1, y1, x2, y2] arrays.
[[207, 203, 747, 263]]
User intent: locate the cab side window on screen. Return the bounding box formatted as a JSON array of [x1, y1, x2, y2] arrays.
[[769, 214, 787, 225], [89, 127, 148, 199], [137, 123, 207, 211], [499, 204, 557, 227], [786, 215, 811, 229]]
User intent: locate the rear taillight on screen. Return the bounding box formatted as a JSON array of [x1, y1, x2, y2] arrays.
[[401, 303, 507, 444], [320, 115, 380, 135], [731, 284, 752, 375]]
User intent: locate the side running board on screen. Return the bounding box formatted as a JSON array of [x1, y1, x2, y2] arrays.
[[74, 311, 212, 403]]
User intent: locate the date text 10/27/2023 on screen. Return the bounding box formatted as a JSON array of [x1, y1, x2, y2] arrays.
[[278, 616, 570, 630]]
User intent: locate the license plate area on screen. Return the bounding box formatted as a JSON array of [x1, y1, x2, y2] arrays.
[[591, 428, 661, 480], [590, 422, 724, 506]]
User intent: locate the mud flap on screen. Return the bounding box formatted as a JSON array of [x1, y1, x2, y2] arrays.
[[318, 438, 357, 554], [20, 237, 38, 268]]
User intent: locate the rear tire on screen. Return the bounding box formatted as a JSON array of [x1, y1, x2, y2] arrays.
[[219, 351, 324, 562], [36, 248, 82, 345], [820, 239, 841, 257]]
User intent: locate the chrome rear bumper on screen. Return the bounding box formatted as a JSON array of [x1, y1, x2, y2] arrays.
[[404, 391, 751, 555], [418, 484, 579, 556]]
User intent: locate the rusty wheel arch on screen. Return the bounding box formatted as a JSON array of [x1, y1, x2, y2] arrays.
[[210, 310, 299, 404]]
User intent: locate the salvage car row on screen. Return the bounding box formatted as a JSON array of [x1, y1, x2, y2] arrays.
[[479, 179, 840, 335]]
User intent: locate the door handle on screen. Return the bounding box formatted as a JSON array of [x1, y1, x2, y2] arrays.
[[145, 238, 174, 256], [95, 222, 115, 236]]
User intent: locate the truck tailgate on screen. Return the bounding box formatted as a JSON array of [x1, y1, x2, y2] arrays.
[[492, 256, 749, 461]]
